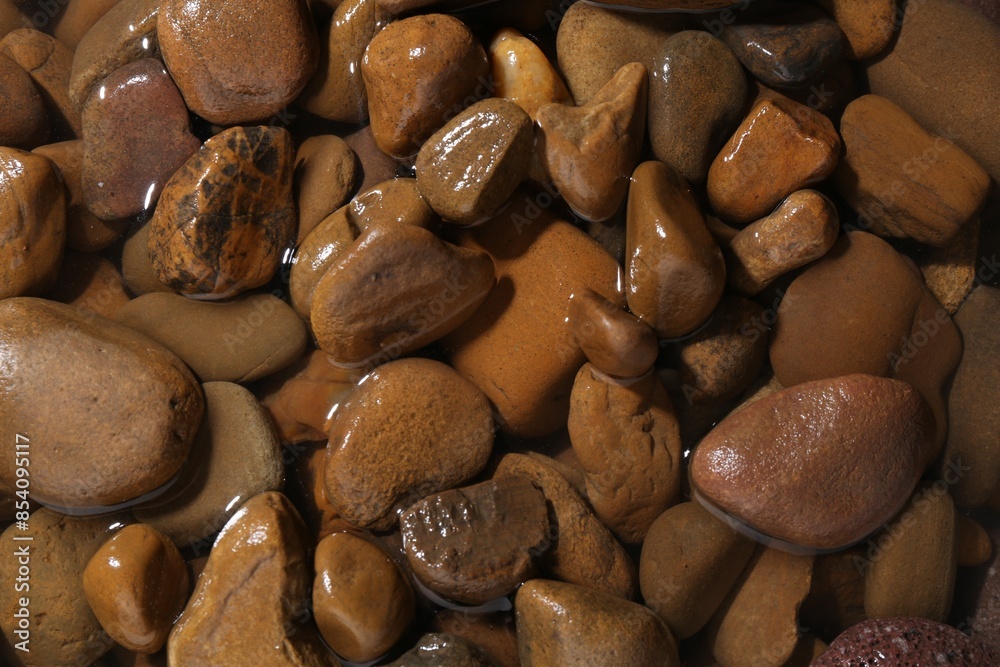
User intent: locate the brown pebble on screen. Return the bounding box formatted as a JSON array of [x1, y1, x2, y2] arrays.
[[0, 28, 79, 138], [313, 532, 414, 663], [158, 0, 318, 125], [0, 0, 27, 39], [47, 250, 131, 320], [490, 27, 570, 120], [325, 358, 494, 531], [431, 611, 519, 667], [349, 176, 436, 232], [83, 524, 189, 654], [567, 288, 658, 379], [0, 51, 47, 148], [820, 0, 896, 59], [918, 216, 981, 314], [343, 124, 400, 192], [121, 218, 176, 296], [290, 206, 356, 322], [387, 633, 498, 667], [707, 94, 841, 226], [294, 134, 358, 243], [799, 549, 867, 640], [956, 515, 993, 567]]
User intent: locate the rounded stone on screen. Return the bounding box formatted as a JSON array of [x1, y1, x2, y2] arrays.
[[819, 0, 896, 59], [814, 617, 998, 666], [294, 134, 358, 244], [0, 51, 47, 148], [567, 288, 658, 379], [0, 28, 80, 138]]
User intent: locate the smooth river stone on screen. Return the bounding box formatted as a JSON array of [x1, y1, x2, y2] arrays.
[[444, 203, 624, 438], [400, 478, 550, 604], [690, 374, 935, 551], [133, 382, 284, 549], [294, 134, 358, 243], [0, 28, 80, 139], [149, 126, 296, 299], [555, 0, 682, 105], [0, 51, 47, 148], [325, 358, 494, 531], [83, 524, 189, 654], [314, 532, 414, 663], [348, 177, 436, 232], [115, 292, 308, 383], [567, 364, 682, 544], [819, 0, 896, 59], [516, 579, 680, 667], [640, 502, 755, 640], [567, 288, 658, 379], [834, 94, 990, 247], [865, 0, 1000, 184], [0, 298, 203, 509], [298, 0, 390, 124], [490, 27, 571, 120], [626, 160, 725, 339], [707, 94, 841, 226], [0, 147, 65, 299], [167, 492, 336, 666], [387, 633, 498, 667], [121, 218, 177, 297], [82, 58, 200, 222], [158, 0, 318, 125], [344, 124, 399, 192], [536, 62, 647, 223], [417, 98, 533, 225], [649, 30, 747, 184], [362, 14, 489, 158], [310, 223, 495, 367], [588, 0, 749, 7]]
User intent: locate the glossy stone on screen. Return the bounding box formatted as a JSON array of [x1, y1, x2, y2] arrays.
[[349, 177, 436, 232], [430, 611, 519, 667], [814, 617, 998, 666], [490, 27, 570, 120], [52, 0, 118, 48], [294, 134, 358, 243], [386, 633, 498, 666], [0, 28, 80, 138], [343, 124, 399, 191], [290, 206, 357, 319], [256, 350, 354, 444], [567, 288, 658, 379]]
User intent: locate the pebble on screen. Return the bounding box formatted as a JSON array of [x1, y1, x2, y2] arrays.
[[430, 611, 519, 667], [286, 442, 343, 540], [515, 579, 679, 666], [47, 250, 132, 320], [310, 224, 495, 367], [865, 0, 1000, 184], [814, 617, 999, 666], [863, 483, 957, 622], [649, 30, 748, 184], [555, 1, 681, 105], [115, 292, 308, 383], [799, 549, 867, 640], [626, 160, 725, 338], [0, 51, 47, 148], [444, 204, 624, 438], [494, 453, 636, 599], [944, 286, 1000, 507], [81, 58, 201, 222], [68, 0, 159, 113], [298, 0, 390, 123], [293, 134, 357, 243], [675, 296, 769, 404], [0, 0, 27, 39], [0, 147, 65, 299], [0, 510, 118, 666], [956, 515, 992, 567], [52, 0, 119, 49], [82, 524, 190, 654], [167, 492, 336, 666], [489, 27, 571, 120], [148, 126, 296, 298], [33, 140, 128, 252], [290, 206, 357, 320], [706, 547, 814, 667], [536, 62, 647, 223], [726, 189, 839, 296], [417, 97, 533, 225], [343, 124, 401, 192], [325, 358, 494, 531], [401, 478, 550, 604], [386, 633, 499, 667], [834, 94, 989, 247], [639, 502, 755, 640], [0, 297, 203, 508], [567, 364, 682, 544], [158, 0, 318, 125], [133, 382, 284, 549], [567, 288, 658, 379], [121, 218, 177, 296], [918, 216, 980, 314], [349, 177, 436, 232], [313, 532, 415, 663], [362, 14, 489, 158], [718, 2, 843, 90], [0, 28, 80, 139], [819, 0, 896, 59], [690, 374, 935, 551]]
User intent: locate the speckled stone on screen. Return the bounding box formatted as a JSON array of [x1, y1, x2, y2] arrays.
[[814, 617, 998, 666]]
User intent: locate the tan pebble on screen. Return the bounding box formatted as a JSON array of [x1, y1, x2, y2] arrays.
[[133, 382, 284, 549], [343, 124, 399, 192], [53, 0, 119, 49], [708, 95, 841, 226], [313, 532, 414, 663], [494, 453, 636, 599], [0, 147, 65, 298], [567, 287, 658, 379], [349, 176, 436, 232], [290, 206, 357, 320], [46, 250, 131, 320], [864, 483, 957, 622], [690, 375, 935, 551], [707, 547, 814, 667], [727, 189, 840, 296], [489, 27, 570, 120], [158, 0, 318, 125], [639, 502, 755, 640], [568, 365, 682, 544], [819, 0, 896, 59], [431, 611, 519, 667], [834, 94, 989, 247], [516, 579, 679, 667], [0, 52, 47, 148], [83, 524, 189, 654], [626, 160, 725, 338], [167, 493, 336, 666], [537, 62, 647, 223], [121, 218, 176, 296], [362, 14, 489, 158], [294, 134, 358, 243], [956, 514, 993, 567], [0, 28, 80, 138], [918, 216, 980, 314], [115, 292, 308, 383], [325, 358, 494, 531]]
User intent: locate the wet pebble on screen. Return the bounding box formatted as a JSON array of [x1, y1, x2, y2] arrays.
[[567, 288, 658, 379], [0, 28, 79, 138], [0, 51, 47, 148], [489, 27, 570, 120], [386, 633, 499, 667], [293, 134, 358, 243]]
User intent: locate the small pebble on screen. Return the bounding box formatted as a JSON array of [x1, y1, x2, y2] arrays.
[[293, 134, 358, 243], [489, 27, 570, 120], [819, 0, 897, 59], [290, 206, 358, 320], [0, 28, 79, 138], [567, 288, 658, 379], [956, 514, 993, 567], [0, 51, 47, 148], [386, 633, 499, 667]]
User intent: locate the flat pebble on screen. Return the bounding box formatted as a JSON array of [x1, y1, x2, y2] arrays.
[[290, 206, 357, 320], [52, 0, 118, 48], [349, 177, 436, 232]]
